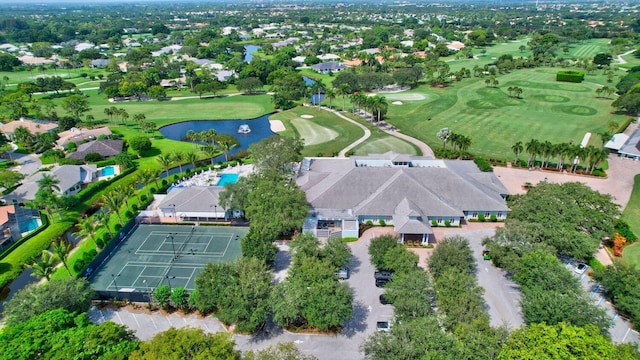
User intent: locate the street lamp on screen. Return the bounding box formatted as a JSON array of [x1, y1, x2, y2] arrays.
[[214, 205, 218, 221], [165, 275, 176, 290], [111, 273, 121, 292], [167, 233, 176, 258]]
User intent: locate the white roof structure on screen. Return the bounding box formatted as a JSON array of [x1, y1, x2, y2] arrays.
[[605, 133, 629, 151]]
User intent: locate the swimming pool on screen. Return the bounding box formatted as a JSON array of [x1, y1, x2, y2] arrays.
[[217, 173, 239, 186], [101, 166, 116, 177], [19, 218, 40, 233]]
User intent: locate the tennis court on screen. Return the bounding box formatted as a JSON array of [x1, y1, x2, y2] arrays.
[[89, 224, 246, 295]]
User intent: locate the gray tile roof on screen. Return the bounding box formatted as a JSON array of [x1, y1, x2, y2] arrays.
[[67, 140, 123, 160], [157, 186, 223, 213], [619, 128, 640, 157], [3, 165, 97, 203], [311, 62, 346, 72], [297, 156, 509, 222]]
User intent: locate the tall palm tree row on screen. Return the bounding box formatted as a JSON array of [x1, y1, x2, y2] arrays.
[[515, 139, 609, 174]]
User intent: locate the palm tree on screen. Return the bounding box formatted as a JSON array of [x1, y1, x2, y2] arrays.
[[337, 84, 351, 111], [133, 113, 146, 127], [102, 192, 125, 226], [217, 139, 238, 162], [110, 106, 120, 123], [104, 107, 113, 123], [525, 139, 539, 167], [459, 135, 472, 153], [371, 96, 388, 123], [37, 173, 60, 193], [25, 250, 56, 280], [173, 152, 185, 176], [119, 108, 129, 125], [134, 170, 152, 200], [203, 145, 218, 165], [51, 239, 73, 276], [149, 168, 161, 190], [599, 131, 612, 148], [85, 114, 95, 127], [325, 88, 336, 109], [608, 121, 619, 134], [511, 141, 523, 163], [186, 151, 199, 169], [75, 215, 100, 249], [117, 185, 134, 209], [589, 147, 608, 174], [95, 209, 113, 239], [157, 154, 173, 177]]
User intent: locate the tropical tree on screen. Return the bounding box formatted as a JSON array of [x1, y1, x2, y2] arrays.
[[95, 210, 113, 239], [525, 139, 539, 167], [75, 215, 100, 249], [371, 96, 388, 122], [186, 151, 199, 169], [599, 131, 612, 148], [134, 170, 152, 200], [119, 108, 129, 125], [172, 152, 185, 176], [216, 135, 239, 162], [117, 185, 134, 209], [511, 141, 523, 163], [51, 239, 73, 276], [37, 173, 60, 193], [25, 250, 57, 280], [102, 192, 125, 226], [337, 83, 351, 111], [156, 154, 173, 177], [436, 128, 451, 149], [203, 145, 218, 165], [325, 88, 336, 109]]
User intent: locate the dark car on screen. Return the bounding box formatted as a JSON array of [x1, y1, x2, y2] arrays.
[[379, 294, 392, 305], [375, 271, 393, 287]]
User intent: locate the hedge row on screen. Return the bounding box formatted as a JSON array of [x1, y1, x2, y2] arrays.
[[556, 70, 585, 83]]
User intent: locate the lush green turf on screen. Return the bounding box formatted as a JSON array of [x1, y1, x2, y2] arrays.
[[353, 132, 418, 155], [1, 68, 107, 86], [622, 174, 640, 269], [384, 67, 628, 160], [270, 107, 364, 157], [47, 90, 274, 127], [565, 38, 611, 59], [619, 51, 640, 70]]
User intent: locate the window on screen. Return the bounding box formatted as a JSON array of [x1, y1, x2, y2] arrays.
[[497, 211, 503, 218], [485, 212, 490, 217], [437, 217, 442, 224], [472, 211, 478, 218]]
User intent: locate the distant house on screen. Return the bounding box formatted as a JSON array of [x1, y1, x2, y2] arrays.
[[310, 62, 346, 74], [297, 153, 509, 244], [292, 56, 306, 65], [215, 70, 236, 82], [91, 59, 109, 68], [160, 76, 186, 88], [0, 43, 19, 52], [446, 41, 466, 52], [318, 53, 341, 62], [56, 127, 112, 148], [0, 119, 58, 141], [607, 128, 640, 160], [66, 139, 123, 161], [75, 42, 95, 52], [4, 165, 98, 204], [0, 205, 42, 247]]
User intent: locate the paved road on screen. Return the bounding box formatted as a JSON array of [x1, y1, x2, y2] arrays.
[[10, 151, 41, 176], [441, 229, 525, 329], [89, 234, 392, 359], [565, 261, 640, 345]]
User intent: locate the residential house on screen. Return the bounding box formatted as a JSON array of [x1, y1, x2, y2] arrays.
[[318, 53, 341, 62], [296, 153, 509, 244], [56, 127, 112, 148], [0, 205, 42, 247], [0, 119, 58, 141], [91, 59, 109, 68], [447, 41, 466, 52], [4, 164, 98, 204], [310, 62, 346, 74], [66, 139, 123, 161]]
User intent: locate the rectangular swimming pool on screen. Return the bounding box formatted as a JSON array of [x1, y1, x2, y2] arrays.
[[101, 166, 116, 177], [217, 173, 239, 186], [19, 218, 40, 233]]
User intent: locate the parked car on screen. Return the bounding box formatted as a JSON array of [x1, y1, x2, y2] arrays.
[[336, 268, 350, 280], [375, 271, 393, 287], [376, 321, 391, 332], [379, 294, 392, 305], [575, 263, 589, 275]]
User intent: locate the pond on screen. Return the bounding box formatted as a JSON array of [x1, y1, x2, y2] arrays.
[[303, 76, 325, 104], [244, 45, 262, 63], [158, 114, 275, 165]]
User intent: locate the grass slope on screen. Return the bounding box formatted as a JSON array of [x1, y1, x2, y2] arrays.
[[622, 174, 640, 268]]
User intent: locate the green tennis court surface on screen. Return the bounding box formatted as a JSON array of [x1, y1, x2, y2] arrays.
[[89, 224, 246, 294]]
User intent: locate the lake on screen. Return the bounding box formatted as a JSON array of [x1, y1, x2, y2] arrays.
[[244, 45, 262, 63], [158, 114, 275, 163]]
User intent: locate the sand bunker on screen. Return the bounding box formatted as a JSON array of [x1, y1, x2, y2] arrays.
[[269, 120, 286, 133], [379, 93, 427, 101], [391, 101, 403, 105], [300, 114, 314, 119]]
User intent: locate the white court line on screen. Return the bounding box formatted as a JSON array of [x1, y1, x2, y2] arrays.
[[186, 267, 198, 288], [132, 313, 141, 329], [166, 316, 172, 326]]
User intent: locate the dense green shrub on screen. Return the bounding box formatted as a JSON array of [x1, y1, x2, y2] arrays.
[[444, 220, 451, 227], [615, 219, 637, 242], [478, 214, 486, 222], [379, 219, 386, 227], [114, 223, 122, 232], [490, 214, 497, 222], [556, 70, 585, 83], [431, 219, 437, 227], [473, 157, 493, 172]]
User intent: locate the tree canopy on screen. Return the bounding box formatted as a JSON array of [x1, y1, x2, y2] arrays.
[[129, 327, 239, 360]]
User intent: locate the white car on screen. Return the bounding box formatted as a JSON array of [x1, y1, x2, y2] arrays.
[[376, 321, 391, 332], [575, 263, 589, 275]]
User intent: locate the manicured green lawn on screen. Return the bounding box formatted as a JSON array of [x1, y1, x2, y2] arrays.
[[270, 107, 364, 157], [384, 67, 628, 160], [619, 51, 640, 69], [623, 174, 640, 268], [1, 68, 107, 85], [48, 90, 274, 127]]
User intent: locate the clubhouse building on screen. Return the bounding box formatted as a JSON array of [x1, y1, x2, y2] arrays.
[[296, 153, 509, 245]]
